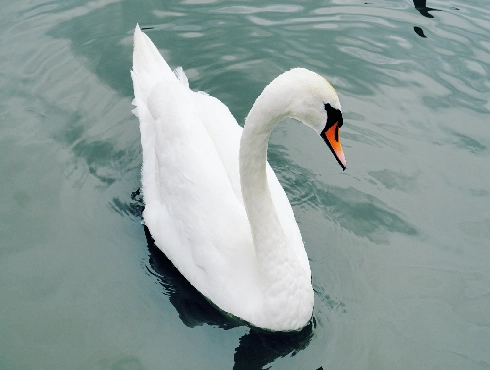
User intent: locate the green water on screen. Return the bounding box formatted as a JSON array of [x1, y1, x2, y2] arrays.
[[1, 1, 489, 369]]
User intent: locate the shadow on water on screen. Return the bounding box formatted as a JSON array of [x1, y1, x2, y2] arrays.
[[142, 222, 314, 370]]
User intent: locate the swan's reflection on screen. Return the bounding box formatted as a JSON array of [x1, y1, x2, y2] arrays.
[[143, 225, 314, 369]]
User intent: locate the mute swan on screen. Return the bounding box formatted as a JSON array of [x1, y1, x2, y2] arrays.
[[131, 25, 346, 331]]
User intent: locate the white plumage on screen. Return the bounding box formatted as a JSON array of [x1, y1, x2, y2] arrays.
[[131, 25, 346, 331]]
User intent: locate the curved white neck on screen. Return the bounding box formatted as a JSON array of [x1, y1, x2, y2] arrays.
[[239, 81, 289, 261], [239, 76, 313, 319], [239, 75, 315, 330]]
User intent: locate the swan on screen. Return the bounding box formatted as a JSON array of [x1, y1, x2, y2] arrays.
[[131, 25, 346, 332]]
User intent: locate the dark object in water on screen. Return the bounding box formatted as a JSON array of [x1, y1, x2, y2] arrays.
[[414, 26, 427, 38], [413, 0, 440, 18]]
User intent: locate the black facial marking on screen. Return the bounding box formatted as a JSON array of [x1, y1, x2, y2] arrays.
[[323, 103, 343, 133]]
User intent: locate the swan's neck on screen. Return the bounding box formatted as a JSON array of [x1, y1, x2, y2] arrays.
[[239, 78, 312, 326], [239, 83, 289, 261]]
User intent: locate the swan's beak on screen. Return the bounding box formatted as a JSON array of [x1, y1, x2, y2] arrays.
[[323, 122, 346, 171]]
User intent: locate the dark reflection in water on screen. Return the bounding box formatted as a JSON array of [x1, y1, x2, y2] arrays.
[[111, 189, 145, 219], [414, 26, 427, 38], [135, 190, 314, 369], [413, 0, 440, 18], [233, 324, 313, 370], [412, 1, 441, 38]]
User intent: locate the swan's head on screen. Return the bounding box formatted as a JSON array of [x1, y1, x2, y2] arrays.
[[246, 67, 346, 170], [282, 68, 346, 170]]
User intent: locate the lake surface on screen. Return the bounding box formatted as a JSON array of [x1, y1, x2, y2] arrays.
[[1, 0, 489, 369]]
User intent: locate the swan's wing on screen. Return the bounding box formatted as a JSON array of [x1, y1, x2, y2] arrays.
[[143, 81, 260, 315], [191, 91, 244, 203], [190, 82, 304, 262]]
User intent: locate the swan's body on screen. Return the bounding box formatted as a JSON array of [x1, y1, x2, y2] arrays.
[[131, 25, 346, 331]]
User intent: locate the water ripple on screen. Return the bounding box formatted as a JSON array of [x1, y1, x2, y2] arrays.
[[2, 0, 489, 368], [214, 5, 303, 14], [268, 144, 418, 243]]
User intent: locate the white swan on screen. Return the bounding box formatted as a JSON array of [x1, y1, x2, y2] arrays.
[[131, 25, 346, 332]]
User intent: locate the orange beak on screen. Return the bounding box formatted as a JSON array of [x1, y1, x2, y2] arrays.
[[323, 122, 346, 170]]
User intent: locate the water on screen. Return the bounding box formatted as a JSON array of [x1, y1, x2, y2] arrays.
[[1, 0, 489, 369]]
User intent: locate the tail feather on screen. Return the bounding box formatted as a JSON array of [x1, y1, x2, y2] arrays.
[[131, 24, 177, 113], [132, 24, 173, 80], [173, 66, 189, 89]]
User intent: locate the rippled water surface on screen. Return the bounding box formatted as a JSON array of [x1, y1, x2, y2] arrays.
[[1, 1, 489, 369]]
